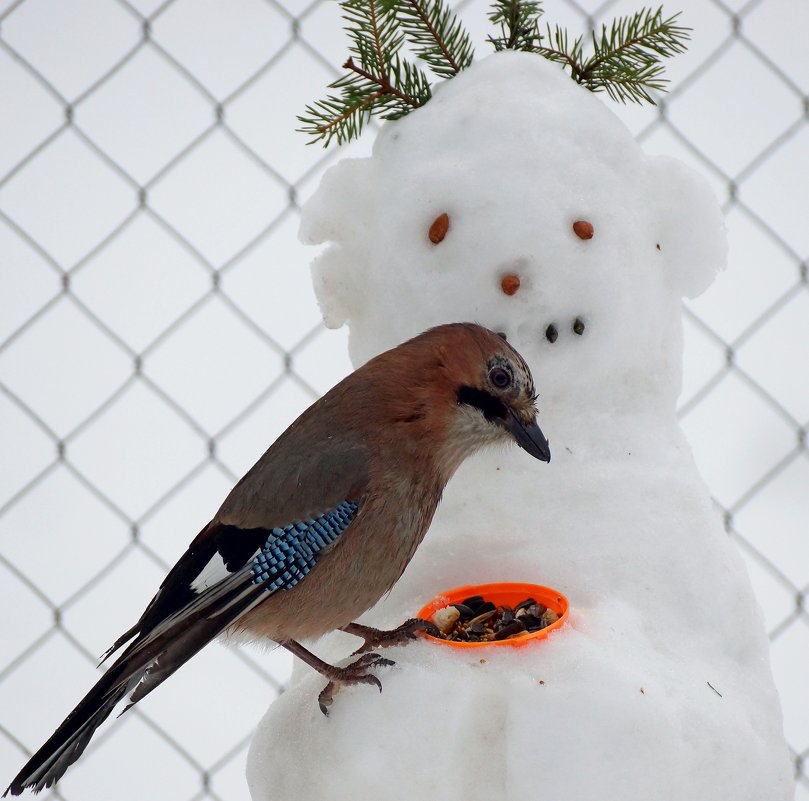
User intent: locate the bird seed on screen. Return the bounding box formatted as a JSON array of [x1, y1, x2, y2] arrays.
[[430, 594, 559, 642]]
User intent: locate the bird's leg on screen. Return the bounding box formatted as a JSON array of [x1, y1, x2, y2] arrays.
[[341, 618, 440, 655], [280, 639, 394, 716]]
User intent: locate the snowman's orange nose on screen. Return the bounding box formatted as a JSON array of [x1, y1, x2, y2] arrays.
[[501, 274, 521, 295]]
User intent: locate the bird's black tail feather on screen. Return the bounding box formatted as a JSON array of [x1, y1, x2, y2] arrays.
[[4, 581, 263, 796], [4, 658, 143, 796]]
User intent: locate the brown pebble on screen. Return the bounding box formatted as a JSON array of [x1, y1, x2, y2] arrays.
[[545, 324, 558, 344], [573, 317, 585, 336], [501, 274, 520, 295], [428, 213, 449, 244], [573, 220, 594, 240]]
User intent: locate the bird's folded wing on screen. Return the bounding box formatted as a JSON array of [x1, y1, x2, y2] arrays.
[[104, 427, 371, 662], [106, 496, 363, 662]]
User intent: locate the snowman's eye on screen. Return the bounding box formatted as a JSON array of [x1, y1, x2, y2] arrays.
[[489, 366, 512, 389], [428, 213, 449, 244]]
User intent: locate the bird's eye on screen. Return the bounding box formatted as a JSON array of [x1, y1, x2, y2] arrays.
[[489, 366, 512, 389]]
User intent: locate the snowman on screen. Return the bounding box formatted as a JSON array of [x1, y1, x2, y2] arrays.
[[247, 53, 792, 801]]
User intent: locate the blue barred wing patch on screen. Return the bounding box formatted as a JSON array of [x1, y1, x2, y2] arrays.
[[250, 500, 359, 592]]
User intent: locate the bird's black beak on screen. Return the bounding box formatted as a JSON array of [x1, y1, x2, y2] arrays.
[[506, 409, 551, 463]]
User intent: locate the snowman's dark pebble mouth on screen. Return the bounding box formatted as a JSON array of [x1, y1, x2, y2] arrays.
[[545, 318, 586, 343]]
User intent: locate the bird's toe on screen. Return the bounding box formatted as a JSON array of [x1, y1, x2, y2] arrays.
[[346, 618, 439, 654], [316, 652, 394, 714]]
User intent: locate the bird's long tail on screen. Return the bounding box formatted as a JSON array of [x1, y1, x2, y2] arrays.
[[4, 584, 261, 796], [5, 664, 140, 796]]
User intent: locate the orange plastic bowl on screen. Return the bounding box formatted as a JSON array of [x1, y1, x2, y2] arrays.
[[417, 581, 569, 648]]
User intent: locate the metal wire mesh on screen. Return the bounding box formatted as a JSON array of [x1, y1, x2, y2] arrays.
[[0, 1, 806, 799]]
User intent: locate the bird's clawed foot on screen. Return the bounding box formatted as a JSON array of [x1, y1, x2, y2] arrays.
[[342, 618, 439, 655], [280, 639, 395, 717], [317, 652, 394, 715]]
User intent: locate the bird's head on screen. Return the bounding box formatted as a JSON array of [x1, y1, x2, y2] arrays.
[[378, 323, 550, 476], [446, 324, 550, 463]]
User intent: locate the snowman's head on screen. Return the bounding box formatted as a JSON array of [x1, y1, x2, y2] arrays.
[[301, 53, 726, 413]]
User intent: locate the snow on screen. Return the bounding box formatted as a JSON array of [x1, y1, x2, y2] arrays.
[[248, 52, 793, 800]]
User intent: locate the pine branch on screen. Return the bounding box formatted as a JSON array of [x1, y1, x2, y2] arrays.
[[574, 7, 690, 103], [298, 0, 430, 146], [534, 23, 584, 75], [379, 56, 434, 119], [298, 90, 383, 147], [345, 0, 401, 82], [488, 0, 544, 51], [393, 0, 474, 78], [342, 57, 421, 108], [301, 1, 691, 147]]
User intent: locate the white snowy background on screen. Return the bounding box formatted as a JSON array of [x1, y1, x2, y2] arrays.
[[0, 1, 806, 800]]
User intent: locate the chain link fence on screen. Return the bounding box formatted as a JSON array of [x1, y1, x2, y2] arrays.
[[0, 1, 806, 799]]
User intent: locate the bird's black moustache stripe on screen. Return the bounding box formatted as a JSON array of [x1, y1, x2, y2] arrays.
[[457, 386, 508, 421]]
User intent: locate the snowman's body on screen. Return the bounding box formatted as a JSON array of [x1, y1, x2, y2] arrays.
[[247, 53, 793, 801]]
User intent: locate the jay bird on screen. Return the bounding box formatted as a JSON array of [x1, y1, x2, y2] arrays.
[[5, 322, 550, 796]]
